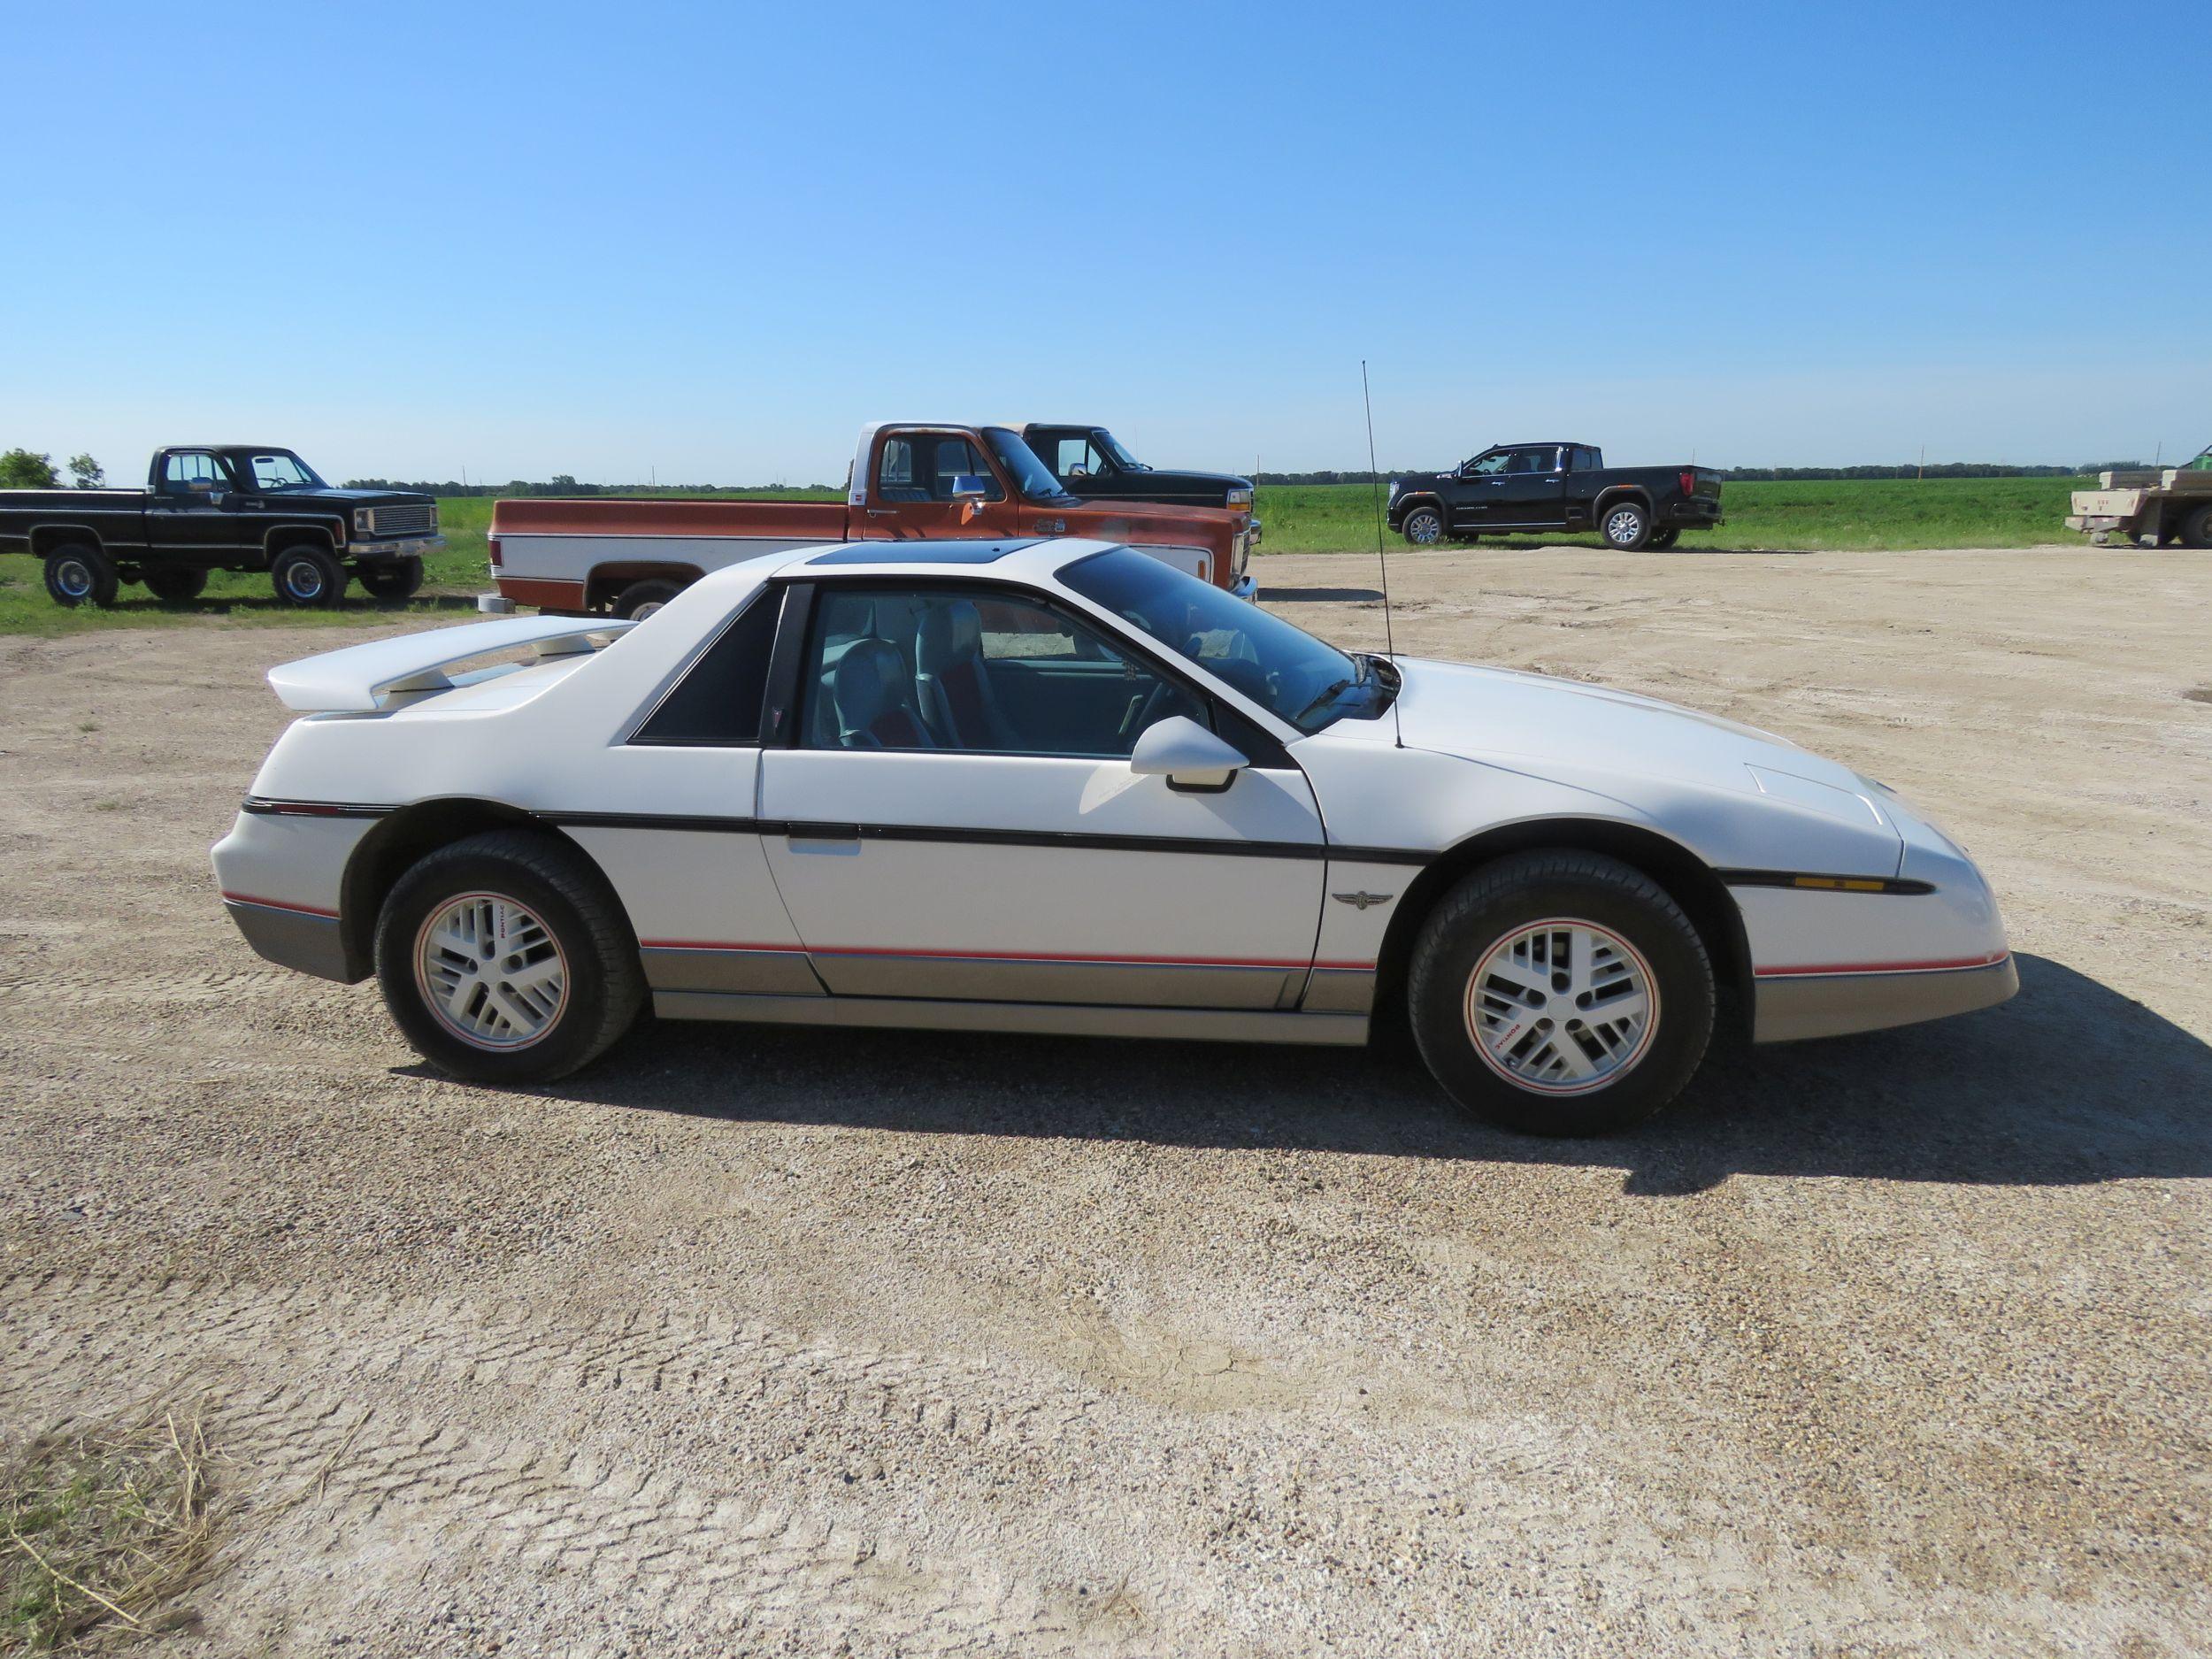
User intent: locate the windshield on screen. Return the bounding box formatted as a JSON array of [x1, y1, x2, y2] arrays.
[[1059, 547, 1386, 733], [982, 428, 1075, 502], [243, 451, 325, 491], [1094, 429, 1144, 471]]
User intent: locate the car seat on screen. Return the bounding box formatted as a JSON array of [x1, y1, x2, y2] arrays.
[[915, 598, 1015, 749], [833, 637, 937, 749]]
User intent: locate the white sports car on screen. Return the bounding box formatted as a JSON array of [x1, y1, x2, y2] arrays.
[[213, 538, 2015, 1135]]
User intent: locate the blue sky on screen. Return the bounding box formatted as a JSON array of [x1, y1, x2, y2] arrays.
[[6, 0, 2204, 482]]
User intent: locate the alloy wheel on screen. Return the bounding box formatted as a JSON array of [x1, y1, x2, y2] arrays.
[[1463, 918, 1658, 1094], [413, 891, 569, 1050]]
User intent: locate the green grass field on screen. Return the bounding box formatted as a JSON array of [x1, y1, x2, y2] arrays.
[[1254, 473, 2084, 554], [0, 476, 2085, 635]]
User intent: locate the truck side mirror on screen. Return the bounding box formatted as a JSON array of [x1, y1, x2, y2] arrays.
[[948, 474, 990, 501]]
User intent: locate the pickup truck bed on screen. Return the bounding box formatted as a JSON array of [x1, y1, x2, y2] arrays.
[[490, 423, 1256, 618]]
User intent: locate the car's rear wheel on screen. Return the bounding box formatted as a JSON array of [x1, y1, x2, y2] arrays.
[[1401, 506, 1444, 546], [1406, 852, 1715, 1136], [1647, 526, 1681, 549], [44, 542, 118, 608], [359, 556, 424, 600], [1600, 500, 1653, 550], [143, 567, 209, 603], [375, 829, 644, 1084], [271, 544, 347, 607], [614, 577, 683, 620], [2180, 503, 2212, 549]]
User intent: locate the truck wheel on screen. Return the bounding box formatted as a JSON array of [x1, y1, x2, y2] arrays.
[[44, 543, 119, 608], [614, 577, 683, 620], [1600, 500, 1653, 549], [1647, 527, 1681, 550], [1401, 506, 1444, 546], [2181, 504, 2212, 549], [271, 544, 347, 607], [143, 568, 209, 603], [375, 829, 645, 1084], [1406, 851, 1715, 1137], [359, 557, 425, 600]]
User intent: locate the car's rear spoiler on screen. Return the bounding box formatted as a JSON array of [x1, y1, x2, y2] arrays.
[[266, 616, 634, 712]]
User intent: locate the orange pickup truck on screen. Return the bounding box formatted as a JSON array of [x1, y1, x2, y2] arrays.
[[489, 422, 1257, 618]]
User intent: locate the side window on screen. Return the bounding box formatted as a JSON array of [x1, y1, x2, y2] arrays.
[[927, 436, 1002, 503], [803, 587, 1202, 757], [1507, 448, 1557, 475], [877, 436, 924, 502], [1465, 451, 1510, 476], [1050, 436, 1092, 479], [632, 588, 781, 746], [160, 452, 232, 496]]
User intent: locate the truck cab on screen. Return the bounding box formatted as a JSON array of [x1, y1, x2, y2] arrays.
[[1020, 423, 1257, 521]]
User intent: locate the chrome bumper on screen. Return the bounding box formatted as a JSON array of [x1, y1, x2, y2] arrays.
[[349, 534, 445, 560], [1230, 573, 1260, 602]]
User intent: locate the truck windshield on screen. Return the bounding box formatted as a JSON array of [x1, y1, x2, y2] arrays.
[[1094, 430, 1144, 471], [982, 429, 1076, 503], [245, 452, 325, 491], [1060, 547, 1386, 734]]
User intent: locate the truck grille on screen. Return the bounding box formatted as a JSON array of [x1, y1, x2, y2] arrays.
[[371, 504, 433, 535]]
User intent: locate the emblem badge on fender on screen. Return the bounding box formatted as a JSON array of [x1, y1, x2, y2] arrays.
[[1332, 891, 1394, 910]]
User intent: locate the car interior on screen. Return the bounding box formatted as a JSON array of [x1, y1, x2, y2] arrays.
[[803, 587, 1201, 757]]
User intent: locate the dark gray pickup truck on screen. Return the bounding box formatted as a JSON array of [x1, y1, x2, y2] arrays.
[[1386, 442, 1723, 549], [0, 445, 442, 608]]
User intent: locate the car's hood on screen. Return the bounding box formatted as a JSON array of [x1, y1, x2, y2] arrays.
[[1386, 657, 1879, 808]]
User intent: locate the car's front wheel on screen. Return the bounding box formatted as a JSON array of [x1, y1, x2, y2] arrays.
[[1406, 852, 1715, 1135], [1401, 506, 1444, 546], [375, 830, 645, 1084], [271, 544, 347, 607]]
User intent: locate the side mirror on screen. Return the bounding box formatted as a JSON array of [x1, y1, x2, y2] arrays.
[[948, 473, 990, 501], [1129, 715, 1249, 794]]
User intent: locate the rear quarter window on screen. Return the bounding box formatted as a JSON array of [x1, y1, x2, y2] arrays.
[[631, 588, 781, 746]]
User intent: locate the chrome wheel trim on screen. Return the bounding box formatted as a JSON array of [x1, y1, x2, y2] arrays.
[[1605, 508, 1642, 545], [413, 891, 570, 1051], [628, 599, 665, 621], [53, 557, 93, 598], [282, 559, 324, 600], [1464, 918, 1659, 1095], [1406, 510, 1441, 545]]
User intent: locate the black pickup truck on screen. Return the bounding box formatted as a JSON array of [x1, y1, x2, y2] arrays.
[[0, 446, 442, 608], [1386, 442, 1723, 549], [1021, 422, 1257, 522]]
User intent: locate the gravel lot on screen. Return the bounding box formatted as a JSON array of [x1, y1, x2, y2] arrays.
[[3, 544, 2207, 1656]]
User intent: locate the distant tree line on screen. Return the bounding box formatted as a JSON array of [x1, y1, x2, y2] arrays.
[[343, 476, 838, 495], [1251, 461, 2149, 486], [0, 449, 107, 488]]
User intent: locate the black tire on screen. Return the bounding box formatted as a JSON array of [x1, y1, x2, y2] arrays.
[[359, 556, 425, 600], [271, 543, 347, 607], [1400, 505, 1445, 547], [374, 829, 645, 1085], [1405, 851, 1715, 1136], [43, 542, 119, 608], [143, 567, 209, 603], [614, 577, 684, 619], [1647, 527, 1681, 550], [1599, 498, 1653, 550], [2180, 503, 2212, 550]]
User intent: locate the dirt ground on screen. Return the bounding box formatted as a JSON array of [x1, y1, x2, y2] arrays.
[[2, 544, 2207, 1657]]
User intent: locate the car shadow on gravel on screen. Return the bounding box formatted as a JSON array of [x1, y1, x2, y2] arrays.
[[539, 954, 2208, 1194]]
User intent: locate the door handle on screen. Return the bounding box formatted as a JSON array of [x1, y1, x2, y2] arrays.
[[785, 823, 861, 854]]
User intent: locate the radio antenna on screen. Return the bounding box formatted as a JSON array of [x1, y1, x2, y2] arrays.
[[1360, 360, 1404, 747]]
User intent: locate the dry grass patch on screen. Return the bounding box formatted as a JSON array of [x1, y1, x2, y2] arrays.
[[3, 1402, 215, 1654]]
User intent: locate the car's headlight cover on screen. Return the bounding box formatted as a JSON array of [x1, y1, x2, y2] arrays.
[[353, 508, 372, 534]]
